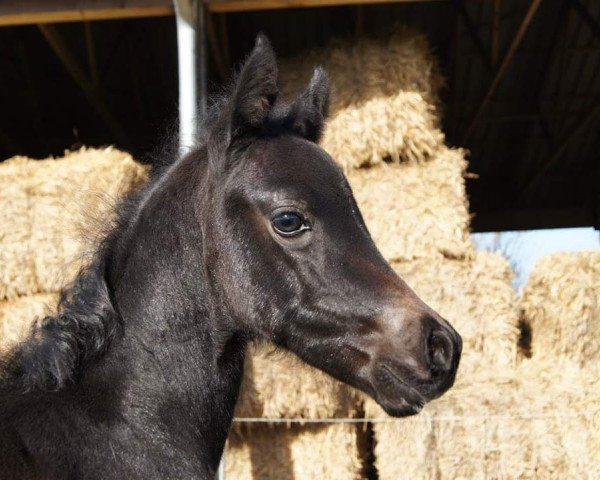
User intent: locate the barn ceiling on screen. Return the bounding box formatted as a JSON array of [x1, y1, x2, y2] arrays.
[[0, 0, 598, 232]]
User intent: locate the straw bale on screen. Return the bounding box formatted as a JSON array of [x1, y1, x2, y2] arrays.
[[225, 423, 363, 480], [346, 147, 473, 262], [280, 29, 446, 170], [364, 252, 520, 418], [373, 357, 600, 480], [519, 251, 600, 365], [0, 293, 57, 356], [0, 147, 147, 300], [235, 343, 361, 419]]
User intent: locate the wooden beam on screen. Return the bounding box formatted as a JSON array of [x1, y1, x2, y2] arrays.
[[1, 0, 447, 24], [0, 1, 173, 27], [206, 0, 448, 13], [491, 0, 501, 67], [521, 101, 600, 198], [471, 207, 597, 232], [83, 22, 99, 87], [462, 0, 543, 144], [37, 24, 131, 149], [458, 1, 492, 72], [570, 0, 600, 42]]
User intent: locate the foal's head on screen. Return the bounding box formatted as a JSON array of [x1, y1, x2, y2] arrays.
[[199, 35, 461, 417]]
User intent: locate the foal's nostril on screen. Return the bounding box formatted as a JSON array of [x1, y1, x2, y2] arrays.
[[426, 329, 453, 375]]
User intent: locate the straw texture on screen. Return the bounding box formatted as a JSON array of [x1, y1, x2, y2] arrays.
[[374, 357, 600, 480], [364, 252, 520, 417], [235, 343, 361, 419], [0, 293, 57, 356], [393, 252, 520, 371], [225, 423, 363, 480], [519, 251, 600, 365], [280, 29, 445, 170], [346, 147, 473, 262], [0, 147, 147, 300]]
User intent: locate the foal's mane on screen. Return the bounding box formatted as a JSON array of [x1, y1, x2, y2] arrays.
[[1, 35, 329, 394], [2, 110, 223, 393], [4, 192, 143, 392]]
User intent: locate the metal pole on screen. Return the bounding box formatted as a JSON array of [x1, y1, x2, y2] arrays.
[[173, 3, 217, 476], [174, 0, 197, 154], [173, 0, 207, 155]]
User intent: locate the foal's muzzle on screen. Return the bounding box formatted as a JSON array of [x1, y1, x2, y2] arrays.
[[369, 314, 462, 417]]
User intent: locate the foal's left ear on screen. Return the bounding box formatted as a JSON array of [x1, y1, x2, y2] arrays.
[[287, 66, 330, 142]]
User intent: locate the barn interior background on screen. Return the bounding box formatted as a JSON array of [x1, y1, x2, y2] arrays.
[[0, 0, 599, 479]]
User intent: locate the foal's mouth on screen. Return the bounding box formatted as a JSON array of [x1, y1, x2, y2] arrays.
[[373, 364, 427, 417]]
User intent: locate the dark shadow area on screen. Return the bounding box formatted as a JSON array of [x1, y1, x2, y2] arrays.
[[517, 317, 533, 359]]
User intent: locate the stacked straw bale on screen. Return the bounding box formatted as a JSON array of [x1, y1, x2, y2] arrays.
[[373, 357, 600, 480], [371, 252, 600, 478], [280, 29, 445, 170], [519, 251, 600, 365], [364, 252, 520, 419], [346, 148, 472, 261], [225, 423, 363, 480], [0, 148, 147, 354], [281, 31, 473, 262], [0, 147, 147, 300], [235, 343, 360, 419], [391, 252, 520, 373]]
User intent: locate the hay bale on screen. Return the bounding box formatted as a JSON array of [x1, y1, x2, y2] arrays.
[[281, 29, 445, 170], [235, 343, 360, 419], [392, 252, 520, 371], [0, 147, 147, 300], [364, 252, 520, 417], [225, 423, 363, 480], [347, 147, 473, 262], [0, 293, 57, 355], [519, 251, 600, 365], [373, 357, 600, 480]]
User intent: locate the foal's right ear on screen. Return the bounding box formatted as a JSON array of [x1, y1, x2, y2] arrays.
[[230, 34, 279, 135]]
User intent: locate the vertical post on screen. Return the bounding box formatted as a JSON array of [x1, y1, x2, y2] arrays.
[[173, 1, 216, 475], [173, 0, 207, 156], [216, 449, 225, 480]]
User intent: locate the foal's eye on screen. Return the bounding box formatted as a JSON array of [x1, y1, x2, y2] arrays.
[[271, 211, 310, 237]]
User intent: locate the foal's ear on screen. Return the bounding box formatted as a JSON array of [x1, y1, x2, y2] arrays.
[[287, 66, 330, 142], [230, 34, 279, 134]]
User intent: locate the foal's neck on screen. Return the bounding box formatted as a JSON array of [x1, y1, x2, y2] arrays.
[[97, 152, 244, 475]]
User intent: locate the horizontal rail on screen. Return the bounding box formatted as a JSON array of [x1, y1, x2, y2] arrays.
[[0, 0, 448, 26], [233, 409, 600, 423], [0, 2, 173, 27], [206, 0, 447, 13]]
